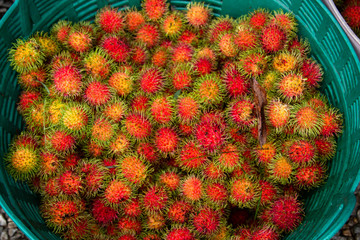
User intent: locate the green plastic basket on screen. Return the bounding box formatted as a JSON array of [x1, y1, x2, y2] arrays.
[[0, 0, 359, 239]]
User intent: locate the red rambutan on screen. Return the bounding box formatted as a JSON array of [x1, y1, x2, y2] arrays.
[[51, 20, 71, 43], [342, 4, 360, 29], [18, 90, 41, 113], [259, 180, 278, 205], [91, 117, 117, 146], [234, 26, 258, 51], [118, 217, 142, 234], [192, 207, 221, 236], [278, 73, 305, 102], [137, 24, 160, 48], [261, 25, 286, 52], [142, 185, 169, 213], [155, 127, 179, 154], [208, 17, 234, 43], [101, 35, 130, 63], [320, 110, 342, 137], [178, 140, 208, 172], [314, 137, 336, 160], [159, 171, 181, 191], [58, 170, 82, 195], [92, 198, 118, 225], [251, 225, 279, 240], [269, 195, 302, 231], [222, 65, 249, 98], [240, 50, 268, 77], [172, 43, 194, 63], [267, 100, 290, 129], [227, 98, 256, 127], [143, 0, 167, 21], [285, 140, 316, 165], [177, 94, 200, 123], [18, 68, 46, 89], [138, 66, 165, 94], [52, 64, 82, 98], [124, 198, 142, 217], [137, 142, 158, 163], [249, 10, 269, 31], [131, 93, 150, 112], [167, 200, 192, 223], [205, 182, 228, 206], [149, 95, 174, 125], [203, 161, 225, 180], [84, 81, 111, 107], [104, 179, 132, 206], [194, 57, 214, 75], [96, 7, 124, 34], [48, 130, 75, 153], [166, 226, 195, 240], [170, 63, 194, 90], [130, 44, 148, 65], [295, 163, 326, 189], [230, 177, 260, 208], [123, 113, 152, 140], [301, 58, 322, 88]]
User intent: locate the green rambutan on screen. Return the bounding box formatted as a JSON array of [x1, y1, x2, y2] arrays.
[[159, 170, 181, 191], [9, 38, 44, 74], [261, 24, 287, 52], [194, 73, 225, 106], [18, 68, 46, 89], [192, 206, 221, 236], [6, 145, 39, 180], [268, 155, 294, 184], [166, 226, 195, 240], [278, 73, 305, 102], [136, 24, 160, 48], [83, 49, 112, 79], [90, 117, 117, 147], [229, 176, 261, 208], [125, 9, 145, 32], [269, 195, 302, 232], [218, 33, 239, 58], [61, 103, 90, 136], [290, 103, 323, 137], [124, 198, 142, 217], [41, 197, 84, 232], [234, 26, 259, 51], [267, 99, 290, 130], [138, 66, 165, 94], [123, 113, 152, 140], [142, 185, 169, 213], [295, 163, 326, 189], [84, 81, 111, 107], [162, 12, 184, 39], [155, 127, 179, 155], [52, 64, 83, 98], [103, 179, 132, 207], [320, 109, 342, 137], [137, 142, 158, 163], [186, 2, 211, 28], [177, 139, 208, 172], [171, 43, 194, 63], [222, 64, 249, 98], [108, 70, 134, 97], [149, 95, 175, 125], [167, 200, 192, 223], [216, 143, 241, 172], [314, 137, 336, 160], [182, 175, 203, 201], [50, 20, 72, 43], [170, 63, 194, 91], [208, 17, 234, 43], [118, 154, 149, 185], [95, 7, 124, 34], [101, 35, 130, 63], [91, 198, 118, 225], [67, 28, 93, 53], [58, 170, 82, 195], [142, 0, 167, 21], [130, 93, 150, 113], [239, 50, 268, 77], [248, 9, 270, 31]]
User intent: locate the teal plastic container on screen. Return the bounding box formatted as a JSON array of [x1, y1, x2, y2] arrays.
[[0, 0, 359, 239]]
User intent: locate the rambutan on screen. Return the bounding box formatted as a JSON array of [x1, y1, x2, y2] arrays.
[[118, 154, 149, 185], [261, 70, 279, 93], [249, 9, 270, 31], [130, 93, 150, 112], [48, 130, 75, 153], [39, 152, 59, 177], [159, 171, 181, 191], [216, 143, 241, 171], [84, 140, 104, 158], [142, 185, 169, 213], [50, 20, 71, 43], [118, 217, 142, 234], [67, 29, 93, 53], [137, 142, 158, 163], [52, 64, 83, 98], [125, 9, 145, 32], [271, 10, 297, 33], [320, 109, 342, 137], [155, 127, 179, 154], [103, 179, 132, 206], [234, 26, 258, 51], [18, 68, 46, 89], [167, 200, 192, 223], [118, 234, 137, 240], [124, 198, 142, 217], [152, 47, 169, 67], [123, 113, 152, 140], [182, 175, 203, 201], [218, 33, 239, 58], [95, 7, 124, 34], [130, 44, 149, 65], [227, 98, 256, 127], [239, 50, 268, 77], [178, 139, 208, 172], [208, 17, 234, 43], [342, 3, 360, 29], [278, 73, 305, 102], [268, 155, 294, 184], [267, 100, 290, 129], [108, 132, 131, 155], [17, 90, 41, 113], [136, 24, 160, 48], [58, 170, 82, 195], [83, 49, 112, 79], [42, 177, 60, 197], [34, 33, 59, 57], [314, 137, 336, 160], [284, 139, 316, 165], [14, 133, 38, 149], [149, 95, 174, 125], [84, 81, 111, 107], [194, 73, 225, 106], [177, 94, 200, 123], [230, 177, 261, 208], [103, 158, 117, 175], [80, 161, 106, 197], [91, 117, 117, 146], [101, 99, 127, 123], [203, 162, 225, 180], [100, 35, 130, 63], [92, 198, 118, 225], [259, 180, 278, 205], [6, 146, 39, 180], [254, 142, 277, 165], [170, 63, 194, 90], [108, 70, 134, 97], [186, 2, 211, 28], [25, 101, 46, 131], [178, 29, 199, 44], [179, 123, 194, 136], [295, 163, 326, 189], [138, 66, 165, 94], [291, 103, 323, 137], [61, 103, 89, 135], [301, 58, 323, 88], [273, 51, 299, 73], [9, 38, 44, 74], [222, 65, 249, 98], [194, 57, 214, 75], [195, 119, 226, 152], [192, 207, 221, 236], [269, 195, 302, 231], [251, 225, 279, 240], [145, 213, 166, 230], [166, 226, 195, 240], [162, 12, 184, 39], [261, 24, 286, 52], [142, 0, 167, 21], [63, 153, 80, 170], [205, 182, 228, 206], [171, 43, 194, 63], [41, 197, 84, 232]]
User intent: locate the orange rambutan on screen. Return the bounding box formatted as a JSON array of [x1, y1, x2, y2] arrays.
[[178, 139, 208, 172], [186, 2, 211, 28], [230, 177, 261, 208], [239, 50, 268, 77], [278, 73, 305, 102], [159, 171, 181, 191], [254, 142, 277, 165], [167, 200, 192, 223], [83, 49, 112, 79], [52, 64, 83, 98], [152, 46, 169, 67], [271, 10, 297, 33], [104, 179, 132, 207], [194, 73, 225, 106], [268, 155, 294, 184], [138, 66, 165, 94], [118, 154, 149, 185], [125, 9, 145, 32], [6, 145, 39, 180], [67, 28, 93, 53], [136, 24, 160, 48], [18, 68, 46, 89], [101, 99, 127, 123], [155, 127, 179, 154], [216, 143, 241, 171], [58, 170, 82, 195], [273, 51, 299, 73], [162, 12, 184, 39], [182, 175, 203, 201], [234, 26, 258, 51], [61, 103, 90, 135], [172, 43, 194, 63], [91, 117, 117, 146], [108, 70, 134, 97], [203, 162, 225, 180], [108, 132, 131, 155], [142, 0, 167, 21], [291, 103, 323, 137], [267, 99, 290, 129], [84, 81, 111, 107], [177, 94, 200, 123], [218, 33, 239, 58], [39, 152, 59, 178], [95, 7, 124, 34]]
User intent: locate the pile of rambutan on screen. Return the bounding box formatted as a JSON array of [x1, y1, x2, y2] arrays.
[[6, 1, 343, 239]]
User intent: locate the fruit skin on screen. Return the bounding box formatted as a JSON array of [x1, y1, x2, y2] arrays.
[[222, 65, 249, 98], [295, 162, 327, 189], [191, 206, 221, 236], [101, 35, 130, 63], [170, 63, 194, 91], [136, 23, 160, 48], [141, 185, 169, 214], [148, 95, 175, 125], [67, 28, 93, 53], [155, 127, 179, 155], [84, 81, 112, 107], [177, 139, 208, 172], [122, 113, 152, 141]]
